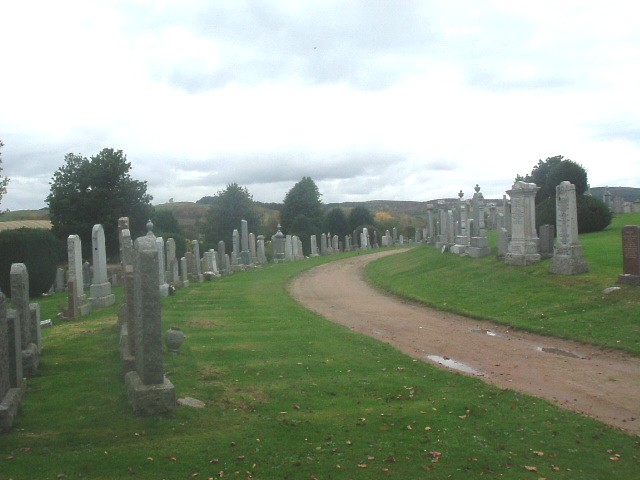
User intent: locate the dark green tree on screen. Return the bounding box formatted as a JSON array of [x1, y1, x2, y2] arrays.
[[348, 205, 374, 232], [150, 208, 186, 259], [202, 183, 261, 249], [46, 148, 152, 259], [517, 155, 610, 233], [281, 177, 323, 234], [0, 140, 9, 207], [323, 207, 349, 237]]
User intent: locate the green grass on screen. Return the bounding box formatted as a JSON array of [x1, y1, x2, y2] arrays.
[[366, 213, 640, 355], [2, 250, 639, 479]]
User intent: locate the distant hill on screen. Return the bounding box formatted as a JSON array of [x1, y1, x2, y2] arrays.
[[590, 187, 640, 202]]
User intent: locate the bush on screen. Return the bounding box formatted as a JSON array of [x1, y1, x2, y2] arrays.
[[535, 195, 612, 234], [0, 228, 63, 297]]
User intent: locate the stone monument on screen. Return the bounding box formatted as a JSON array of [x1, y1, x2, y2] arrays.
[[10, 264, 39, 377], [504, 181, 541, 265], [549, 182, 589, 275], [67, 235, 91, 317], [89, 224, 116, 307], [618, 225, 640, 285]]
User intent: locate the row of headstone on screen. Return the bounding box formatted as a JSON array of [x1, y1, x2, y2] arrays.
[[1, 262, 42, 432]]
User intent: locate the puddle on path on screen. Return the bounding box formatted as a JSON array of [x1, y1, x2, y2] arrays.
[[471, 328, 500, 337], [426, 355, 483, 376], [536, 346, 582, 359]]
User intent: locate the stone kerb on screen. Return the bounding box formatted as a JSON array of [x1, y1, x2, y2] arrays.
[[549, 181, 589, 275], [0, 290, 25, 433], [10, 264, 39, 377], [90, 224, 116, 308], [124, 228, 176, 416]]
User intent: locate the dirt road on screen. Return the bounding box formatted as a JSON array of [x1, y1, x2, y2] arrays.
[[288, 250, 640, 436]]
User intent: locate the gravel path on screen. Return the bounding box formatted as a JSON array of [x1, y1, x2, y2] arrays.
[[288, 250, 640, 436]]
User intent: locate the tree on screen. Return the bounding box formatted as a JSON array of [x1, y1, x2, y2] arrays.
[[0, 140, 9, 207], [281, 177, 323, 233], [46, 148, 152, 259], [348, 205, 374, 232], [517, 155, 610, 233], [202, 183, 261, 249], [323, 208, 349, 237]]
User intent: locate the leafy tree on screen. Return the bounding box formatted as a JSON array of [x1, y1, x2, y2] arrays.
[[202, 183, 261, 249], [518, 155, 610, 233], [150, 208, 182, 235], [0, 140, 9, 207], [281, 177, 323, 234], [46, 149, 152, 260], [348, 205, 374, 232], [323, 208, 349, 237]]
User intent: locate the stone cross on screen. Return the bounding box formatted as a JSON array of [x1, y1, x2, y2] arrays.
[[124, 226, 176, 415], [505, 181, 541, 265], [90, 224, 115, 307], [550, 182, 589, 274]]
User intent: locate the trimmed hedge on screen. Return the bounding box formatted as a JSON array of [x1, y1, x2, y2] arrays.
[[0, 228, 62, 297]]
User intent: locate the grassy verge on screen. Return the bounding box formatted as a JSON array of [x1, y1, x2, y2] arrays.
[[366, 213, 640, 355], [1, 250, 639, 479]]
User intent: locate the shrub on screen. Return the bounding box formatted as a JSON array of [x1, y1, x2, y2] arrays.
[[535, 195, 612, 234], [0, 228, 63, 297]]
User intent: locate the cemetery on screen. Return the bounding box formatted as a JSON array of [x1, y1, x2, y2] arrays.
[[0, 180, 639, 478]]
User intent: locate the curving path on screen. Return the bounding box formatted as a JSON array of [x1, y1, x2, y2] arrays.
[[288, 250, 640, 436]]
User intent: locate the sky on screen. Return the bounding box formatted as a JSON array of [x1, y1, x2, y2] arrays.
[[1, 0, 639, 211]]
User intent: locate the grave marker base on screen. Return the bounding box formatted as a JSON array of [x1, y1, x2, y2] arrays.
[[125, 371, 176, 416]]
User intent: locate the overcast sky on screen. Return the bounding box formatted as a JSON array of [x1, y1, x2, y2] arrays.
[[1, 0, 638, 211]]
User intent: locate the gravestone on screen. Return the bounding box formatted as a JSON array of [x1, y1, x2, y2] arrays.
[[67, 235, 91, 317], [124, 225, 176, 416], [284, 235, 294, 262], [10, 264, 39, 377], [217, 241, 227, 273], [497, 227, 510, 259], [232, 229, 240, 265], [0, 291, 24, 433], [426, 206, 435, 245], [249, 232, 257, 263], [90, 224, 116, 307], [192, 240, 203, 282], [185, 252, 196, 279], [165, 238, 180, 286], [272, 227, 285, 263], [155, 236, 169, 296], [550, 182, 589, 275], [345, 235, 351, 251], [121, 229, 134, 269], [618, 225, 640, 285], [29, 303, 42, 354], [320, 233, 327, 255], [240, 220, 252, 265], [538, 224, 555, 259], [118, 216, 130, 268], [504, 181, 541, 265], [503, 195, 512, 235], [82, 261, 91, 290], [310, 235, 319, 257], [257, 235, 267, 264], [119, 264, 136, 372], [332, 235, 339, 253], [180, 257, 190, 288], [55, 268, 65, 293]]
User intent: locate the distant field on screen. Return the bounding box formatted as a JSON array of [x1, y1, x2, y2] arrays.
[[0, 219, 52, 231]]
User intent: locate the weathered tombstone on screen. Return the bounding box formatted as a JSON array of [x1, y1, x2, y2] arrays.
[[217, 241, 226, 273], [503, 195, 512, 235], [618, 225, 640, 285], [497, 227, 510, 259], [119, 264, 136, 372], [10, 264, 39, 377], [426, 206, 435, 245], [124, 225, 176, 416], [272, 226, 285, 263], [232, 229, 240, 265], [155, 236, 170, 296], [121, 229, 134, 269], [55, 267, 65, 293], [505, 181, 541, 265], [345, 235, 352, 251], [538, 224, 555, 259], [549, 182, 589, 275], [257, 235, 267, 265], [284, 235, 294, 262], [320, 233, 327, 255], [165, 238, 180, 286], [249, 232, 257, 263], [180, 257, 190, 288], [310, 235, 319, 257], [90, 224, 116, 307], [0, 291, 24, 433], [67, 235, 91, 317], [613, 196, 625, 214], [29, 303, 42, 354], [192, 240, 203, 282], [392, 227, 398, 245], [82, 261, 91, 290], [118, 216, 130, 267], [185, 252, 196, 279], [332, 235, 339, 253], [240, 220, 252, 266]]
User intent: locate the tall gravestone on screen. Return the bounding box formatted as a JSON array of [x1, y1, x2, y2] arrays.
[[257, 235, 267, 264], [165, 238, 180, 286], [426, 206, 435, 245], [232, 230, 240, 265], [180, 257, 190, 288], [249, 232, 257, 263], [10, 264, 39, 377], [156, 237, 169, 296], [284, 235, 294, 262], [124, 225, 176, 416], [310, 235, 319, 257], [90, 224, 116, 307], [272, 226, 285, 263], [67, 235, 91, 317], [504, 181, 541, 265], [320, 233, 327, 255], [55, 268, 65, 293], [618, 225, 640, 285], [217, 241, 226, 273], [538, 224, 555, 260], [192, 240, 204, 282], [550, 182, 589, 274], [1, 290, 24, 433], [240, 220, 252, 266]]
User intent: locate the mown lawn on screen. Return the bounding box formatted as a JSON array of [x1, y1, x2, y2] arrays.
[[366, 213, 640, 356], [1, 246, 639, 479]]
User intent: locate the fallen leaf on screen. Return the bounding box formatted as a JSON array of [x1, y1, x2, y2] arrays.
[[164, 454, 178, 462], [533, 451, 544, 457], [386, 456, 396, 463], [524, 465, 538, 472], [210, 458, 219, 464], [358, 463, 367, 468], [23, 448, 32, 453], [346, 440, 352, 445], [407, 425, 413, 430], [146, 457, 154, 461], [367, 456, 375, 461], [191, 473, 199, 477], [424, 426, 432, 431], [609, 456, 620, 461]]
